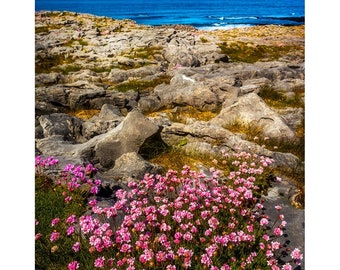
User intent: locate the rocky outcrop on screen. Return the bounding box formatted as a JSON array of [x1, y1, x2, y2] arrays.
[[35, 10, 304, 195], [35, 109, 160, 171], [210, 92, 296, 140]]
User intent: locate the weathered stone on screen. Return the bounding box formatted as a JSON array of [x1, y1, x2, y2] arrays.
[[94, 109, 160, 168], [154, 74, 219, 111], [81, 104, 124, 140], [210, 92, 296, 140], [101, 152, 163, 183], [39, 113, 84, 142]]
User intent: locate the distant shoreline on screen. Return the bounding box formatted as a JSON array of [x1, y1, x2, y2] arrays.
[[35, 9, 304, 31]]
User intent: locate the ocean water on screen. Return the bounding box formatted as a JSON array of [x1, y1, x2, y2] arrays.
[[35, 0, 304, 30]]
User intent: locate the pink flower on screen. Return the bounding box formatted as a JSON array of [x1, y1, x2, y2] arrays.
[[275, 205, 282, 211], [271, 241, 280, 250], [51, 217, 60, 226], [201, 254, 212, 266], [291, 248, 303, 260], [89, 199, 97, 207], [72, 242, 80, 252], [260, 218, 269, 226], [282, 263, 293, 270], [183, 232, 193, 241], [68, 261, 79, 270], [50, 232, 60, 242], [273, 227, 283, 236], [208, 217, 219, 229], [66, 214, 77, 224], [94, 256, 105, 268], [156, 251, 167, 262], [67, 226, 75, 236], [35, 233, 42, 240], [90, 186, 99, 195]]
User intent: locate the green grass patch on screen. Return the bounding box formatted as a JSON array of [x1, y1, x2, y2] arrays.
[[52, 65, 82, 75], [218, 41, 302, 63], [35, 53, 78, 74], [111, 74, 171, 92], [200, 36, 209, 43], [258, 85, 304, 108], [126, 46, 163, 60], [63, 38, 89, 47], [35, 24, 64, 34]]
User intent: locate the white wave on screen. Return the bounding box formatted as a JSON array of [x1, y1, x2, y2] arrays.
[[198, 24, 253, 31], [225, 16, 258, 20]]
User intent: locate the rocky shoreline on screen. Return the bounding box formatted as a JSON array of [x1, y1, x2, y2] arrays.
[[35, 11, 304, 268]]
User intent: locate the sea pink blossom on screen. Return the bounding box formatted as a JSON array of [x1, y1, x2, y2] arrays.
[[50, 231, 60, 242], [72, 242, 80, 252], [291, 248, 303, 262], [260, 218, 269, 226], [94, 256, 105, 268], [67, 226, 75, 236], [68, 261, 79, 270], [35, 233, 42, 240], [282, 263, 293, 270], [51, 217, 60, 226], [66, 214, 77, 224], [273, 227, 283, 236]]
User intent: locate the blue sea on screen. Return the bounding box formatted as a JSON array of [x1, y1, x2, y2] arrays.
[[35, 0, 304, 30]]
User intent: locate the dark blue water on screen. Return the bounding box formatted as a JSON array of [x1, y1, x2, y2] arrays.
[[35, 0, 304, 30]]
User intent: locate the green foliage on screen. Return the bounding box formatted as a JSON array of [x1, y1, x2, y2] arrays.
[[64, 38, 89, 47], [218, 41, 302, 63], [35, 53, 79, 74], [200, 36, 209, 43], [258, 85, 304, 108], [35, 24, 64, 34], [112, 74, 171, 92], [35, 174, 89, 269], [127, 46, 163, 60]]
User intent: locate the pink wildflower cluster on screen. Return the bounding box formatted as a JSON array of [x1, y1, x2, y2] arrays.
[[35, 152, 303, 269], [73, 151, 302, 269]]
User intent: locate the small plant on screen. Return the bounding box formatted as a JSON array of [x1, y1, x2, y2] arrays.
[[64, 38, 89, 47], [200, 36, 209, 43], [35, 53, 78, 74], [258, 85, 304, 108], [112, 75, 171, 92], [127, 46, 163, 60]]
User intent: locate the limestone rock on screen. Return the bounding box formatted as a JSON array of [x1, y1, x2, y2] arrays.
[[94, 109, 160, 168], [154, 74, 219, 111], [38, 113, 84, 142], [210, 92, 296, 140], [101, 152, 163, 184]]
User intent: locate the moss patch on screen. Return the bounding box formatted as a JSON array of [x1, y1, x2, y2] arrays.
[[258, 85, 304, 108], [218, 41, 303, 63], [111, 74, 171, 92], [126, 46, 163, 60]]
